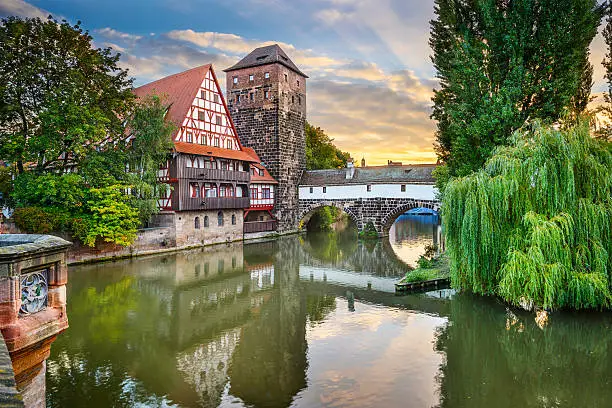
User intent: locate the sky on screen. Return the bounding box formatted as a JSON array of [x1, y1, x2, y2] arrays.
[[0, 0, 608, 165]]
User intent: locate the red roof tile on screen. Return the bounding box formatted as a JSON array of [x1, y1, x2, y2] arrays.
[[133, 64, 212, 130], [174, 142, 258, 162], [251, 163, 278, 183]]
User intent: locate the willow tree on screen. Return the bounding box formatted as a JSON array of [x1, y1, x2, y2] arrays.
[[430, 0, 604, 179], [443, 122, 612, 310]]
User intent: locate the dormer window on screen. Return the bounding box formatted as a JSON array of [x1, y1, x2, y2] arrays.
[[249, 74, 254, 81], [233, 76, 238, 84]]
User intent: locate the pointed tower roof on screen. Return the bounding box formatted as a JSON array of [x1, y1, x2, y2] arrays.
[[224, 44, 308, 78]]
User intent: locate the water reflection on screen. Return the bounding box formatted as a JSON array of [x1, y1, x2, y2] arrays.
[[45, 215, 612, 408], [389, 214, 442, 267]]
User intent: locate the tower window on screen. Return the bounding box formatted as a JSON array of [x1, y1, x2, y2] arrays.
[[264, 72, 270, 79], [284, 74, 288, 82], [236, 94, 241, 103], [297, 80, 300, 86], [264, 90, 270, 99], [292, 95, 294, 104], [298, 96, 301, 105], [249, 74, 254, 81], [249, 92, 254, 101], [233, 77, 238, 84]]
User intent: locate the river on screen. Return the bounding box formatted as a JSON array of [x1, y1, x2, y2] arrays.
[[46, 215, 612, 407]]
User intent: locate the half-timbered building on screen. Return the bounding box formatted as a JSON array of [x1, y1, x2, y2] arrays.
[[243, 147, 278, 234], [134, 64, 257, 246]]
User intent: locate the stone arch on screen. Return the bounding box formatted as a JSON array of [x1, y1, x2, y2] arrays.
[[298, 201, 359, 231], [380, 200, 440, 236]]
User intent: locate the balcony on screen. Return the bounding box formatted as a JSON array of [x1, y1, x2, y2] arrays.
[[244, 220, 278, 234], [183, 196, 250, 211], [181, 167, 250, 183]]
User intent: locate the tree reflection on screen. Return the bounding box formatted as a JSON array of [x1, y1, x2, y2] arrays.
[[434, 294, 612, 408]]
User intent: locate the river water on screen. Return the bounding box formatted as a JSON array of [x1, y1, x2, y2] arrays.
[[46, 215, 612, 407]]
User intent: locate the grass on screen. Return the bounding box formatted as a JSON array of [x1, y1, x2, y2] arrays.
[[399, 253, 449, 284]]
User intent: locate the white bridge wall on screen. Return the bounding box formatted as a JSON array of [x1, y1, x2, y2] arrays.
[[298, 183, 437, 201]]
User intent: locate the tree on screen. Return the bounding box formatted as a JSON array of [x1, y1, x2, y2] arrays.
[[0, 16, 134, 174], [430, 0, 603, 179], [597, 6, 612, 142], [443, 122, 612, 310], [305, 122, 352, 170]]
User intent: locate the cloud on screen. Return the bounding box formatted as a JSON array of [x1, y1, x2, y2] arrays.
[[96, 27, 142, 42], [0, 0, 50, 19]]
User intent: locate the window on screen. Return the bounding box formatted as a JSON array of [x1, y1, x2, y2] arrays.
[[216, 116, 222, 125], [235, 95, 240, 103], [262, 188, 271, 199], [264, 90, 270, 99], [249, 74, 254, 81], [190, 183, 199, 198], [219, 185, 226, 197], [259, 216, 264, 221], [298, 96, 301, 105], [218, 211, 224, 226], [309, 187, 313, 194], [236, 186, 243, 197], [401, 184, 406, 192], [200, 134, 206, 145], [233, 76, 238, 84], [200, 90, 206, 99], [251, 167, 255, 176], [251, 187, 258, 199], [204, 216, 209, 227], [214, 94, 219, 103], [198, 110, 206, 121], [292, 95, 294, 104], [367, 185, 372, 192], [226, 185, 234, 197], [323, 187, 327, 193], [297, 80, 300, 86], [259, 169, 264, 176], [220, 160, 229, 170], [284, 73, 288, 82], [186, 132, 193, 143], [264, 72, 270, 79], [194, 217, 200, 229], [249, 92, 254, 101], [232, 214, 236, 225], [205, 183, 217, 197], [214, 137, 220, 147], [226, 139, 232, 149]]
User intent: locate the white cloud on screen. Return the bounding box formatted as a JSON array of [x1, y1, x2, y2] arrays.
[[0, 0, 50, 19], [96, 27, 142, 42]]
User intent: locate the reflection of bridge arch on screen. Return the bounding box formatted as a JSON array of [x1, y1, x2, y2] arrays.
[[298, 198, 440, 236]]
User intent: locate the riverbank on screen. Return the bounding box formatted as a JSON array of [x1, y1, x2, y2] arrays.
[[395, 253, 449, 292]]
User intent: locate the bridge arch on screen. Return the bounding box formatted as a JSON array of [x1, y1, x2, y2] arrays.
[[298, 201, 360, 231], [380, 200, 441, 236]]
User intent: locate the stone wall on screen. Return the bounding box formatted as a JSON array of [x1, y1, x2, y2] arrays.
[[227, 62, 306, 233], [298, 198, 440, 236], [172, 209, 243, 247]]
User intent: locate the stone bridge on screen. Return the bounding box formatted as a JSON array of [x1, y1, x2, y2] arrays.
[[298, 164, 440, 236]]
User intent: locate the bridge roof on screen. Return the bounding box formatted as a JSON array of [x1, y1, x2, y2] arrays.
[[300, 164, 436, 186]]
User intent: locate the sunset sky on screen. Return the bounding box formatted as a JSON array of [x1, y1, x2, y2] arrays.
[[1, 0, 609, 165]]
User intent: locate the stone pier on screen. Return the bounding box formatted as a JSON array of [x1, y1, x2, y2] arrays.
[[0, 235, 71, 407]]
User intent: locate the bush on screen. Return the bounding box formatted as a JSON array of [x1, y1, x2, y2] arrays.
[[14, 206, 73, 233], [358, 222, 379, 239]]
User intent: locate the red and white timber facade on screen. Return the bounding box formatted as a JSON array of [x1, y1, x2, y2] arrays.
[[134, 64, 263, 246], [243, 148, 278, 233]]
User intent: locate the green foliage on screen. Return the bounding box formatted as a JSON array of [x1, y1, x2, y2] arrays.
[[0, 165, 13, 207], [13, 206, 73, 233], [358, 222, 379, 239], [305, 122, 352, 170], [12, 173, 87, 210], [430, 0, 603, 179], [307, 206, 343, 231], [596, 7, 612, 142], [402, 268, 441, 283], [443, 122, 612, 310], [0, 16, 134, 174], [75, 186, 139, 247]]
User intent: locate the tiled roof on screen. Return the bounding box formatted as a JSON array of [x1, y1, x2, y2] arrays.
[[133, 64, 211, 130], [300, 164, 437, 186], [174, 142, 258, 162], [224, 44, 308, 78], [242, 147, 278, 183]]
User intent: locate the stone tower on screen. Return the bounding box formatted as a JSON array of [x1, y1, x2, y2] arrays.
[[224, 45, 307, 232]]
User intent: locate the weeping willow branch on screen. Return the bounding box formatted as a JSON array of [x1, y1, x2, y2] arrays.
[[443, 121, 612, 310]]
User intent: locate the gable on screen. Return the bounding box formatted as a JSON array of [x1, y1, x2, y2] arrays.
[[175, 69, 241, 151]]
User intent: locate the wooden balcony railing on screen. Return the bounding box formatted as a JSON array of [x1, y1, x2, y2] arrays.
[[181, 167, 250, 183], [182, 196, 250, 211], [244, 220, 278, 234]]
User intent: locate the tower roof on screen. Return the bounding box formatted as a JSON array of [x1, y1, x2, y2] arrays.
[[224, 44, 308, 78]]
